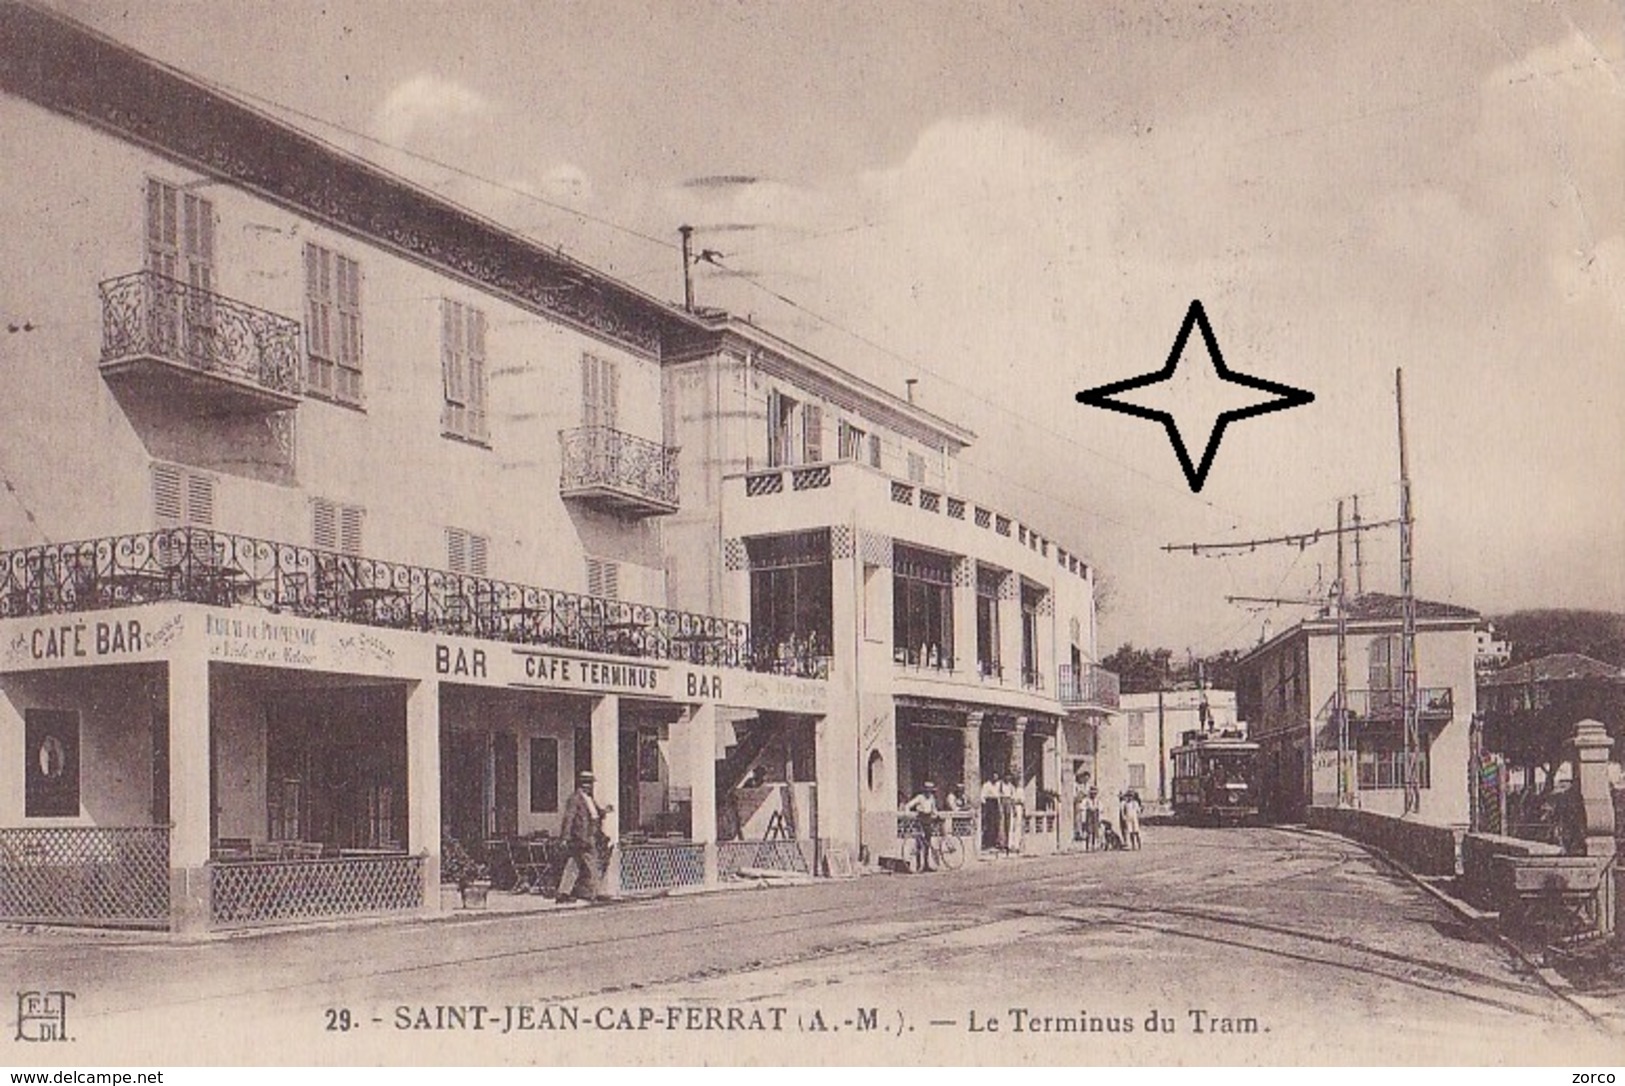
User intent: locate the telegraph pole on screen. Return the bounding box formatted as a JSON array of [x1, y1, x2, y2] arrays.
[[678, 224, 695, 312], [1335, 499, 1350, 807], [1396, 369, 1420, 816], [1351, 494, 1366, 597]]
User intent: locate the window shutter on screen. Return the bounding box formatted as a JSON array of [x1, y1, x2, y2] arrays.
[[442, 300, 465, 405], [869, 433, 882, 469], [468, 307, 487, 440], [908, 452, 926, 483], [766, 389, 783, 467], [340, 505, 363, 556], [581, 355, 597, 428], [446, 528, 467, 574], [803, 403, 823, 463], [586, 558, 620, 600], [469, 534, 489, 577], [312, 499, 337, 551], [603, 359, 618, 430], [185, 473, 215, 527], [152, 464, 184, 526]]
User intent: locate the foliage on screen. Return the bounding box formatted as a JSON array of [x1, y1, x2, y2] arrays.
[[1490, 610, 1625, 668], [440, 834, 489, 889], [1101, 643, 1241, 694], [1482, 679, 1625, 787]]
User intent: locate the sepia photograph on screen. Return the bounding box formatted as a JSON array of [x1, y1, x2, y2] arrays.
[[0, 0, 1621, 1069]]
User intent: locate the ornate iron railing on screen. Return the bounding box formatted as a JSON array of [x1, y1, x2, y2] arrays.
[[0, 528, 825, 676], [0, 826, 169, 928], [99, 270, 302, 397], [1317, 687, 1454, 724], [1057, 663, 1121, 711], [717, 838, 818, 879], [611, 841, 706, 895], [559, 426, 679, 509], [894, 812, 978, 840], [209, 853, 425, 927]]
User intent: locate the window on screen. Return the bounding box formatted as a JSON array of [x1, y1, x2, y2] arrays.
[[586, 557, 619, 599], [152, 463, 215, 527], [975, 564, 1003, 678], [529, 736, 560, 814], [313, 498, 363, 554], [581, 353, 619, 429], [869, 433, 883, 469], [1020, 582, 1044, 686], [446, 528, 489, 577], [1127, 712, 1147, 747], [24, 709, 79, 818], [838, 420, 867, 461], [1357, 734, 1431, 791], [748, 532, 833, 661], [802, 403, 823, 463], [146, 178, 213, 291], [441, 299, 488, 443], [304, 244, 363, 405], [893, 544, 953, 669], [907, 451, 926, 483], [767, 389, 798, 467], [1127, 763, 1147, 791]]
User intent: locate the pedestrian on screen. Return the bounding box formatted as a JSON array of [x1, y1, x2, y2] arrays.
[[981, 774, 1002, 850], [944, 783, 969, 812], [1123, 789, 1143, 850], [1003, 772, 1024, 853], [903, 781, 941, 871], [1082, 787, 1102, 852], [558, 770, 614, 904], [1073, 781, 1089, 843]]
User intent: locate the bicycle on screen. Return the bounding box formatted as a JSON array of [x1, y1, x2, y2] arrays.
[[912, 814, 964, 872]]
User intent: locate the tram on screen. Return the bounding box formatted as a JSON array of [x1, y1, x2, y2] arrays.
[[1170, 729, 1260, 826]]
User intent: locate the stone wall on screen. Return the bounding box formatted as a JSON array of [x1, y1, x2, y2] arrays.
[[1460, 832, 1565, 909], [1308, 806, 1463, 877]]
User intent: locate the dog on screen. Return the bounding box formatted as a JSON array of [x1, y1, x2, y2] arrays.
[[1101, 823, 1127, 851]]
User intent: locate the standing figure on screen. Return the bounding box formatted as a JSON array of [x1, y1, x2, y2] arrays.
[[1122, 789, 1144, 850], [1082, 787, 1102, 851], [981, 774, 1002, 851], [558, 770, 614, 904], [903, 781, 941, 871]]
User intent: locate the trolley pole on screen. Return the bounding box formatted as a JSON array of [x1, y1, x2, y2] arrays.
[[1396, 369, 1420, 816], [1335, 498, 1350, 807]]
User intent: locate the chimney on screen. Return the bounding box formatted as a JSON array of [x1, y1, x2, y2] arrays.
[[905, 378, 918, 405]]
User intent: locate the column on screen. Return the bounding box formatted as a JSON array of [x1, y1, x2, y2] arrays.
[[675, 701, 719, 885], [590, 695, 621, 895], [167, 656, 211, 934], [406, 678, 442, 911], [952, 557, 977, 675], [962, 712, 983, 862], [1569, 719, 1617, 937]]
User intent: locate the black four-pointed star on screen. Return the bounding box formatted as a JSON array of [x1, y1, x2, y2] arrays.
[[1074, 299, 1314, 493]]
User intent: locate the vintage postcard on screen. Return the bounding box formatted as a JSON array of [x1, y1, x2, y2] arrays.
[[0, 0, 1621, 1069]]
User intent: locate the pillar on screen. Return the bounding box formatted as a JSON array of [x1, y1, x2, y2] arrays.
[[167, 656, 210, 934], [676, 701, 719, 885], [1011, 720, 1027, 799], [962, 711, 983, 799], [406, 678, 442, 911], [952, 557, 977, 674], [1569, 719, 1617, 937], [591, 695, 621, 895]]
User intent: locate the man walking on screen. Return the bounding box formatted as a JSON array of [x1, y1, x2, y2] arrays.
[[559, 770, 613, 904]]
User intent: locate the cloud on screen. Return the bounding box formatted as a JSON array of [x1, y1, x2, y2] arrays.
[[375, 74, 490, 146]]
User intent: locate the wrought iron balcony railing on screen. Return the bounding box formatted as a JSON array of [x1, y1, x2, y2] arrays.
[[0, 529, 826, 678], [559, 426, 679, 516], [1057, 662, 1121, 711], [1021, 667, 1045, 691], [1320, 687, 1454, 724], [99, 271, 303, 409]]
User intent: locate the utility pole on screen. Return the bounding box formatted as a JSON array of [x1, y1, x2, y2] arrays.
[[1396, 369, 1420, 816], [1156, 687, 1167, 805], [678, 224, 695, 313], [1335, 498, 1350, 807], [1351, 494, 1366, 598]]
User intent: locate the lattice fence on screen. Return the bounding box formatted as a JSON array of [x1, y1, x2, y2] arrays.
[[612, 842, 706, 895], [717, 839, 817, 879], [210, 854, 425, 928], [0, 826, 169, 928]]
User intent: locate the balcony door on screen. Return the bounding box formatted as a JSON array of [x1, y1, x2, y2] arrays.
[[146, 178, 214, 362]]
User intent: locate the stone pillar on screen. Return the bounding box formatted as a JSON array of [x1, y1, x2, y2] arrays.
[[676, 701, 719, 885], [1011, 720, 1028, 800], [591, 695, 621, 895], [952, 557, 977, 675], [962, 712, 983, 799], [1569, 719, 1617, 938], [167, 656, 211, 934], [406, 678, 442, 911]]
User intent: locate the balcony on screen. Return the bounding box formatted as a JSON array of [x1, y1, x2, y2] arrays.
[[0, 528, 823, 678], [99, 271, 302, 414], [1057, 662, 1120, 712], [1329, 687, 1455, 725], [559, 426, 679, 517]]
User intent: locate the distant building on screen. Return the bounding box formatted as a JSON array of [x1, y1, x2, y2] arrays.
[[1478, 653, 1624, 788], [1475, 624, 1512, 670], [1118, 689, 1239, 807], [1235, 593, 1480, 826]]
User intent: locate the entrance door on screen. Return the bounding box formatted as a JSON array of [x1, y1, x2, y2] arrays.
[[491, 732, 518, 837], [442, 731, 486, 846]]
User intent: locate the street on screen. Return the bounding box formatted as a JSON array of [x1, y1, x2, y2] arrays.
[[3, 826, 1617, 1065]]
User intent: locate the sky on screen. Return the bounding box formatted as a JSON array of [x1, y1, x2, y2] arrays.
[[52, 0, 1625, 655]]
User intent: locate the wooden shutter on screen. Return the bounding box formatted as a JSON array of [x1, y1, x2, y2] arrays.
[[182, 193, 214, 294], [446, 527, 468, 574], [586, 557, 619, 600], [803, 403, 823, 463], [339, 505, 363, 556], [146, 179, 179, 279], [185, 473, 215, 527], [305, 244, 334, 395], [766, 389, 783, 467], [312, 498, 337, 551], [442, 300, 466, 405], [469, 533, 489, 577], [467, 306, 488, 440], [152, 464, 184, 526], [603, 358, 618, 430]]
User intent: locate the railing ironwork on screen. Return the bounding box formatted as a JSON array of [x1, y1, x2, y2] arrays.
[[99, 270, 302, 397], [1057, 662, 1121, 710], [1318, 687, 1454, 724], [612, 841, 706, 895], [209, 853, 425, 927], [717, 838, 818, 879], [0, 826, 169, 928], [0, 528, 824, 677], [559, 426, 679, 509]]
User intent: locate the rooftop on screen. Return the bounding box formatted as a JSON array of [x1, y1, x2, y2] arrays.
[[1478, 653, 1625, 688]]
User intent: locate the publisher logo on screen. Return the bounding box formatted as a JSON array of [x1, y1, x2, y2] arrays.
[[15, 990, 73, 1042]]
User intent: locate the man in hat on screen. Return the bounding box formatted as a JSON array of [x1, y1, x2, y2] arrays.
[[902, 781, 941, 872], [558, 769, 614, 903]]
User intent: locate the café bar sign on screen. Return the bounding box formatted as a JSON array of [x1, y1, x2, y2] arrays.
[[436, 643, 674, 698]]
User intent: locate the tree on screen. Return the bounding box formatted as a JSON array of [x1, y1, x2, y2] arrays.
[[1102, 643, 1175, 694], [1492, 610, 1625, 668]]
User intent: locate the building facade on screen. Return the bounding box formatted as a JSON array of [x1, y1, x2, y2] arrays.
[[1235, 594, 1480, 826], [0, 3, 1113, 933], [1118, 689, 1239, 810]]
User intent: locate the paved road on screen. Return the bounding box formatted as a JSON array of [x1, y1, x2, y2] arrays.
[[2, 826, 1616, 1065]]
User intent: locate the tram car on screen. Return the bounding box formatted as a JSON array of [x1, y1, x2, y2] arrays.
[[1170, 729, 1260, 826]]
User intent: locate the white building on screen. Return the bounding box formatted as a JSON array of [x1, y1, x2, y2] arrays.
[[1118, 689, 1239, 809]]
